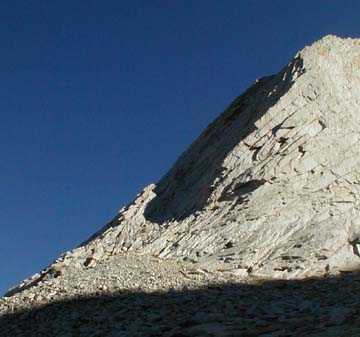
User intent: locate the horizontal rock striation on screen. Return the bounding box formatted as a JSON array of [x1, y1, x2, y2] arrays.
[[7, 35, 360, 297]]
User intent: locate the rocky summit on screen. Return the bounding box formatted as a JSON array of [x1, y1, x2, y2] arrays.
[[3, 35, 360, 336]]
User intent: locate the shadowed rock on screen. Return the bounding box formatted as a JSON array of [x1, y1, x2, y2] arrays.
[[2, 273, 360, 336]]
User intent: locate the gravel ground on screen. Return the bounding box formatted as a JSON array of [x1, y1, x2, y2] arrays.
[[1, 252, 360, 336]]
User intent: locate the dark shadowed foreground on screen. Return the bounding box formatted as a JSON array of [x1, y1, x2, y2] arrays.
[[1, 273, 360, 337]]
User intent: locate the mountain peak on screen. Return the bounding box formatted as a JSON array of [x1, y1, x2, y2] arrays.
[[6, 35, 360, 299]]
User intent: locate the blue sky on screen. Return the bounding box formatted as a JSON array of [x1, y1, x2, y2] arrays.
[[1, 1, 359, 295]]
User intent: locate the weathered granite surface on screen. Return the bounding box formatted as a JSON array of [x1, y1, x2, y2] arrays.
[[6, 35, 360, 298]]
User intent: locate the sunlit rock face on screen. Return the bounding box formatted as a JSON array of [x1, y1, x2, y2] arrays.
[[8, 35, 360, 296]]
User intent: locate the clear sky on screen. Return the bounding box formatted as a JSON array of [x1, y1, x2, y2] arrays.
[[1, 1, 359, 295]]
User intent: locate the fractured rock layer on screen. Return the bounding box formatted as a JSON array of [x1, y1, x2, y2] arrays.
[[7, 35, 360, 296]]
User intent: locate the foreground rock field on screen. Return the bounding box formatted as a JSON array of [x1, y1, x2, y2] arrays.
[[2, 252, 360, 336]]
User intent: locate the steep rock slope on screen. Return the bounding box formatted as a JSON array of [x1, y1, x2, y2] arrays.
[[7, 35, 360, 296]]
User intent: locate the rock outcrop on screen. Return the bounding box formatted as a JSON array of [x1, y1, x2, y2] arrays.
[[7, 35, 360, 297]]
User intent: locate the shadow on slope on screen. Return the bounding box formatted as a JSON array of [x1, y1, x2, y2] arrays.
[[1, 272, 360, 337], [144, 57, 303, 224]]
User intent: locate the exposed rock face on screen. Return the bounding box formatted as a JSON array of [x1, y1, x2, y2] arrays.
[[7, 35, 360, 296]]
